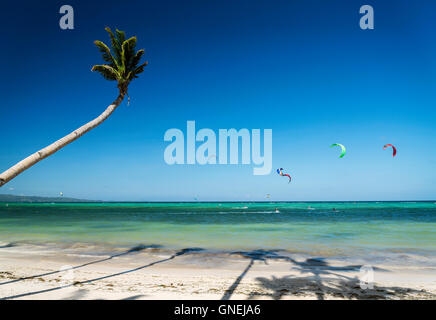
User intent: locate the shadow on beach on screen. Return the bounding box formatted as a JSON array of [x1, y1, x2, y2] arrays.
[[1, 246, 433, 300], [247, 274, 429, 300], [0, 242, 18, 249], [222, 249, 431, 300], [0, 245, 203, 300], [0, 244, 162, 286]]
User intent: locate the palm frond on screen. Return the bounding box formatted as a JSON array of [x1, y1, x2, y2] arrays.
[[130, 49, 145, 69], [91, 65, 119, 81], [132, 62, 148, 78], [121, 37, 137, 71], [115, 29, 126, 45], [105, 27, 122, 65], [93, 40, 118, 67]]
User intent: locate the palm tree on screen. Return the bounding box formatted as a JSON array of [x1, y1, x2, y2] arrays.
[[0, 27, 147, 187]]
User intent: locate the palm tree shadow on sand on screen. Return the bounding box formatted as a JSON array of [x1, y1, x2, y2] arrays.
[[248, 274, 431, 300], [222, 249, 432, 300], [0, 244, 161, 286], [0, 246, 203, 300], [222, 249, 287, 300]]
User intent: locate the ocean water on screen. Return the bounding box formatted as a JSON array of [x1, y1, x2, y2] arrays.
[[1, 202, 435, 260]]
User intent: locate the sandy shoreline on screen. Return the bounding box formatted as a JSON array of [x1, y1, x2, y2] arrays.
[[0, 243, 435, 300]]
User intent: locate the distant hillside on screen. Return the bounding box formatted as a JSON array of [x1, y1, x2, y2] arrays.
[[0, 194, 100, 203]]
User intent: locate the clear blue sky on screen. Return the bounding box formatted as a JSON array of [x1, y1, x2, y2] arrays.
[[1, 0, 435, 201]]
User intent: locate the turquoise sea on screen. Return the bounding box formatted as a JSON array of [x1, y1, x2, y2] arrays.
[[1, 202, 436, 261]]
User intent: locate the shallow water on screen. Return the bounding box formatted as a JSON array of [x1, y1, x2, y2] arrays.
[[1, 202, 435, 260]]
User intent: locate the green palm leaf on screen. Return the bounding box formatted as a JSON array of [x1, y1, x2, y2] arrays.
[[105, 27, 122, 65], [130, 49, 145, 70], [94, 40, 118, 67], [121, 37, 137, 71], [91, 65, 119, 81], [115, 29, 126, 44], [132, 62, 148, 78]]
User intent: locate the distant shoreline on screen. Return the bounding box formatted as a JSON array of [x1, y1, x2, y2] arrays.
[[0, 194, 99, 203], [0, 194, 435, 204]]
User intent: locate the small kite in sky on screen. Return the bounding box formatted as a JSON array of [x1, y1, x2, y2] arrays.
[[383, 144, 397, 157], [277, 168, 292, 183], [330, 143, 346, 158]]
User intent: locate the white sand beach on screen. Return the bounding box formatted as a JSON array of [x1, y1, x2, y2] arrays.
[[1, 243, 435, 300]]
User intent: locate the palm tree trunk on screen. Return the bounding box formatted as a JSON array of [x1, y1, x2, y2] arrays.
[[0, 92, 125, 187]]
